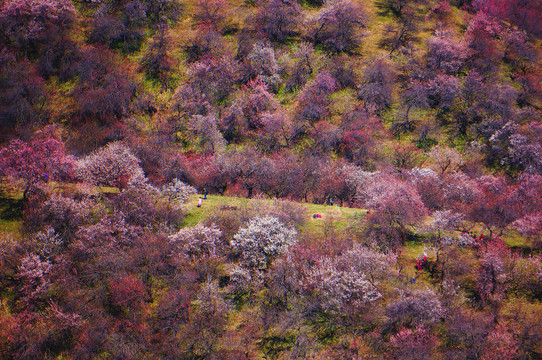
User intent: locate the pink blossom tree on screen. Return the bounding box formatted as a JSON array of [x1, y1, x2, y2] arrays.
[[389, 327, 440, 360], [193, 0, 228, 31], [295, 72, 337, 124], [425, 30, 468, 75], [354, 173, 427, 245], [358, 57, 396, 115], [0, 136, 74, 200], [511, 213, 542, 241], [252, 0, 301, 43], [427, 145, 464, 175], [76, 142, 145, 189]]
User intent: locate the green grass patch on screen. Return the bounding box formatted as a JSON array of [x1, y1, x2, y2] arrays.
[[258, 332, 297, 357], [0, 220, 22, 239], [182, 194, 251, 227], [182, 194, 367, 233], [399, 241, 428, 278]]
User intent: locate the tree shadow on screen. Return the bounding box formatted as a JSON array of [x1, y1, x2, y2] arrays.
[[0, 196, 24, 221]]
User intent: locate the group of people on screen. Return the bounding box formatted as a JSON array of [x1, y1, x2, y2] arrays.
[[461, 232, 485, 241], [416, 253, 428, 271]]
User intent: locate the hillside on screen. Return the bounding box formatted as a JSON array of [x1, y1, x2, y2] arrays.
[[1, 0, 542, 358]]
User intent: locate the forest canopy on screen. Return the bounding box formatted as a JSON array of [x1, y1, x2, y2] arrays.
[[0, 0, 541, 358]]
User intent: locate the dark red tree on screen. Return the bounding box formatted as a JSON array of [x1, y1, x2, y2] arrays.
[[358, 57, 396, 114], [109, 274, 147, 312], [255, 152, 303, 199], [0, 0, 75, 54], [474, 0, 542, 38], [181, 56, 239, 105], [295, 72, 337, 124], [74, 48, 137, 125], [0, 50, 47, 134], [184, 25, 227, 63], [88, 13, 144, 53], [464, 12, 504, 75], [193, 0, 228, 31]]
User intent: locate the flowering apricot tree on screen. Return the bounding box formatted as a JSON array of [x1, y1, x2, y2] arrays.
[[0, 137, 73, 199], [232, 216, 297, 269]]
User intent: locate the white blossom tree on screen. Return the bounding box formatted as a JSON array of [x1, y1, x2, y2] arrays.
[[34, 226, 62, 257], [231, 216, 297, 269], [169, 223, 222, 260], [340, 244, 397, 284], [161, 178, 197, 209], [425, 210, 465, 238], [226, 265, 253, 295], [424, 210, 473, 266], [246, 42, 282, 89], [306, 257, 382, 313], [427, 145, 464, 175], [41, 193, 96, 241], [17, 253, 52, 303]]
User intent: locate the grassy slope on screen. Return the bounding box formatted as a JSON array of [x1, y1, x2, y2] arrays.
[[183, 194, 366, 227]]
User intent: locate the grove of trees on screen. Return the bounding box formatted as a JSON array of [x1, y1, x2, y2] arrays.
[[1, 0, 541, 357]]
